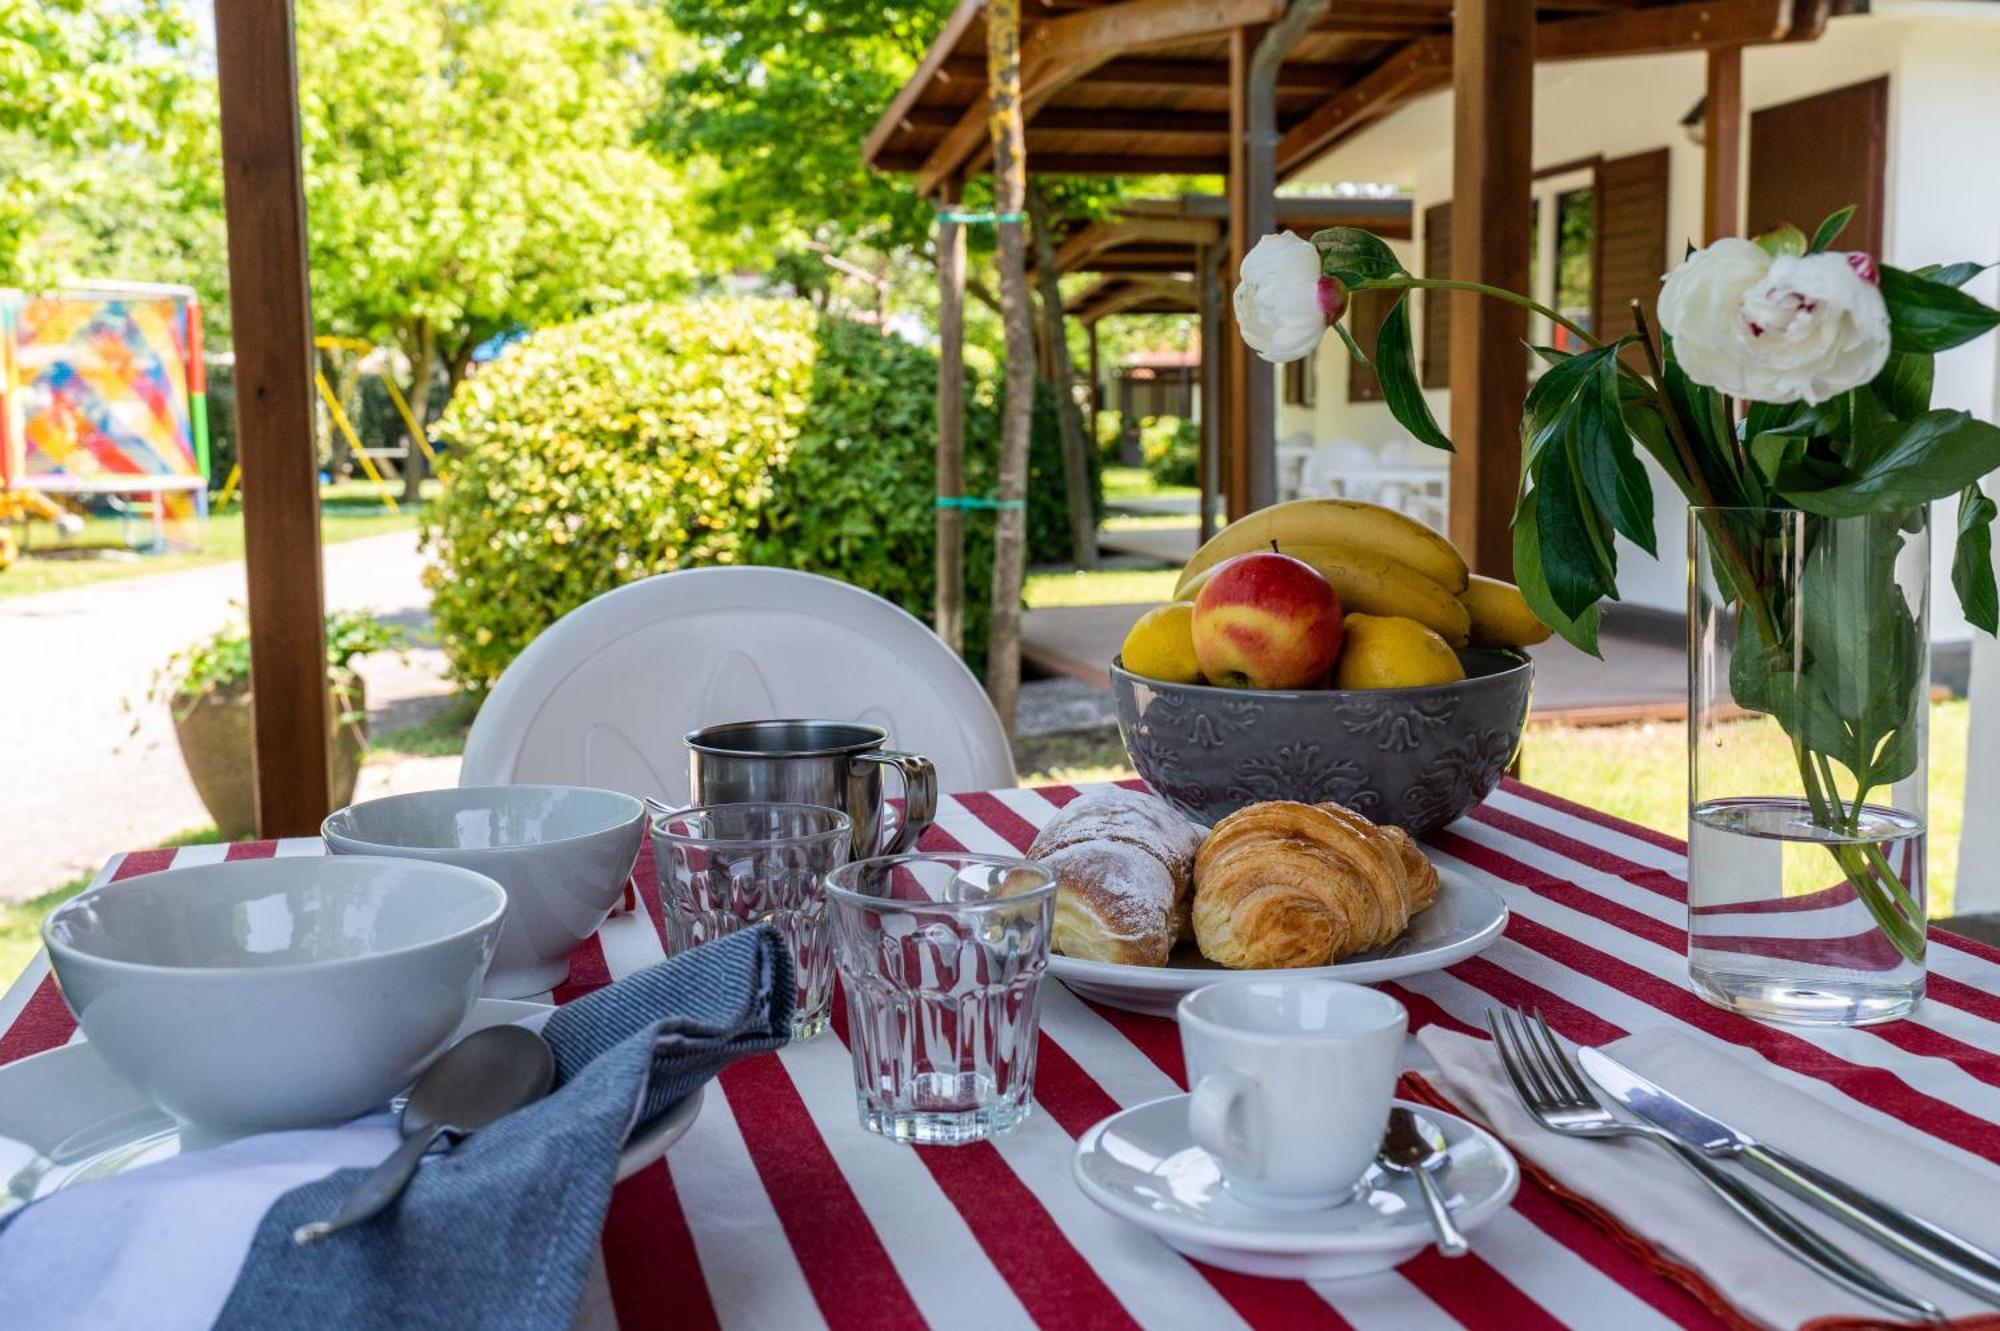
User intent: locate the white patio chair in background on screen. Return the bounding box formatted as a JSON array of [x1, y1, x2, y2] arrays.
[[459, 566, 1017, 806]]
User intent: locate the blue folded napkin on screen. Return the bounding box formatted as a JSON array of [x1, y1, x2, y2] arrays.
[[0, 925, 792, 1331]]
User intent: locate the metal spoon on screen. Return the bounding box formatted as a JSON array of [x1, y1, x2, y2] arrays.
[[292, 1024, 556, 1245], [1379, 1107, 1468, 1257]]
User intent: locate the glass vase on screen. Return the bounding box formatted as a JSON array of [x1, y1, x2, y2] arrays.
[[1687, 506, 1929, 1026]]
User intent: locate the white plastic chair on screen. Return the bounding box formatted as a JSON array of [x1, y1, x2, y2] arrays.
[[459, 567, 1017, 805]]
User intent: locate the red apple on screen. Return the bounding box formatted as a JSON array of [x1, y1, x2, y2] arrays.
[[1191, 552, 1344, 689]]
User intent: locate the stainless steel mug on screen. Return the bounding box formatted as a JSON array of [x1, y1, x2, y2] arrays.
[[685, 720, 938, 857]]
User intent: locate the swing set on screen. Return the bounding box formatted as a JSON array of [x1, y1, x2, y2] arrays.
[[213, 335, 440, 514]]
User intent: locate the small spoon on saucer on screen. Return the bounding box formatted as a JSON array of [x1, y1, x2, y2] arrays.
[[1378, 1108, 1468, 1257], [292, 1025, 556, 1245]]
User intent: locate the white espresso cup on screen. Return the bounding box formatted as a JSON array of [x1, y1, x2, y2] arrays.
[[1177, 977, 1407, 1211]]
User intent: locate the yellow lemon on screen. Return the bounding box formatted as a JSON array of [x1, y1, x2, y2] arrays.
[[1333, 613, 1467, 690], [1120, 602, 1203, 684]]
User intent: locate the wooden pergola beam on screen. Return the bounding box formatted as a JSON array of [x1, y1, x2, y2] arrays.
[[1275, 35, 1449, 174], [1703, 45, 1743, 242], [1052, 216, 1218, 274], [914, 0, 1286, 194], [213, 0, 331, 835]]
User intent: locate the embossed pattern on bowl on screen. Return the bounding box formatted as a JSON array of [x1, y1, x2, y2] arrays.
[[1110, 650, 1534, 834]]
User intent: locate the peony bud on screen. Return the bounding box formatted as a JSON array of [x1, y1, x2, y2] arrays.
[[1317, 275, 1347, 325], [1233, 232, 1333, 364]]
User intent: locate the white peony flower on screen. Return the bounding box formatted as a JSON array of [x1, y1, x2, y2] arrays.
[[1657, 237, 1892, 405], [1233, 231, 1333, 364]]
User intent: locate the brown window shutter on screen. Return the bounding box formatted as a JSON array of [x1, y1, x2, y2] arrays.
[[1283, 358, 1305, 406], [1348, 287, 1394, 403], [1593, 147, 1670, 359], [1421, 202, 1451, 389], [1748, 77, 1886, 256]]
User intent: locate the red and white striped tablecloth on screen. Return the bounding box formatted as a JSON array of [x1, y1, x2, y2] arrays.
[[5, 779, 2000, 1331]]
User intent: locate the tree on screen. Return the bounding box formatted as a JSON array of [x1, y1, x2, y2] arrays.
[[295, 0, 696, 498], [0, 0, 198, 283]]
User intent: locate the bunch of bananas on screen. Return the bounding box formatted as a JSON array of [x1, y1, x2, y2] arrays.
[[1171, 499, 1550, 651]]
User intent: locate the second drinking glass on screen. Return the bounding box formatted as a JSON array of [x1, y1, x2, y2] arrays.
[[652, 803, 852, 1040]]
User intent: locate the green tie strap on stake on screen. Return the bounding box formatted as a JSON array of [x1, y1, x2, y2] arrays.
[[935, 495, 1026, 511], [936, 210, 1026, 226]]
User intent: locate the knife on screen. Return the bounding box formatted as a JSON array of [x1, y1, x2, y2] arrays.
[[1580, 1046, 2000, 1308]]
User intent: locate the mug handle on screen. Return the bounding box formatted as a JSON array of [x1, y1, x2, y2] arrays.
[[1188, 1069, 1263, 1181], [857, 751, 937, 854]]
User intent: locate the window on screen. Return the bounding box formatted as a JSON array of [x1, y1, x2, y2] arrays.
[[1347, 288, 1394, 404], [1283, 352, 1317, 407]]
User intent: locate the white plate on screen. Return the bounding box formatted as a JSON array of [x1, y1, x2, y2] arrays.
[[1073, 1095, 1519, 1280], [0, 999, 701, 1216], [1049, 878, 1509, 1016]]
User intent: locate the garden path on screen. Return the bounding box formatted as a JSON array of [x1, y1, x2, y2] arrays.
[[0, 532, 451, 902]]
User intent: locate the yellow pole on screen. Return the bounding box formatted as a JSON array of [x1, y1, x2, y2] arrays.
[[216, 462, 242, 508], [380, 374, 441, 468], [315, 370, 399, 514]]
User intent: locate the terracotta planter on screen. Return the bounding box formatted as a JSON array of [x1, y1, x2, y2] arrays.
[[172, 679, 367, 840]]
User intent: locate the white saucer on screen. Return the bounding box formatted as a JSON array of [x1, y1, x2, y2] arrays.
[[1073, 1095, 1519, 1280], [0, 999, 702, 1216], [1050, 878, 1509, 1017]]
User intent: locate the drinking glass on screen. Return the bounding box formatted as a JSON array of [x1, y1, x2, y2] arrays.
[[827, 854, 1056, 1145], [652, 803, 852, 1041]]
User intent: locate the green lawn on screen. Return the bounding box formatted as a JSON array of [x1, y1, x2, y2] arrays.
[[0, 482, 431, 600], [1103, 465, 1196, 504], [1024, 566, 1180, 609]]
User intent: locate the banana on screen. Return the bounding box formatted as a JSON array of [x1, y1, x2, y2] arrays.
[[1180, 542, 1472, 647], [1460, 574, 1554, 648], [1175, 498, 1469, 597]]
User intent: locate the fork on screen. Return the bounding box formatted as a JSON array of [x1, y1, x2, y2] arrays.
[[1487, 1008, 1944, 1325]]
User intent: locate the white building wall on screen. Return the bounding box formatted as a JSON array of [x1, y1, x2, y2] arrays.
[[1285, 4, 2000, 636]]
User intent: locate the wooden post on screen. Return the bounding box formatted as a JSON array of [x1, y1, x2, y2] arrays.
[[985, 0, 1035, 735], [934, 179, 967, 654], [1703, 46, 1743, 242], [1223, 26, 1270, 521], [1027, 181, 1099, 570], [1198, 242, 1225, 545], [214, 0, 331, 836], [1447, 0, 1533, 578]]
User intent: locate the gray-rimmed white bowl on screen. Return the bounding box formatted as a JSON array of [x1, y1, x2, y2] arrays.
[[1111, 649, 1533, 834], [42, 856, 505, 1143], [324, 785, 646, 998]]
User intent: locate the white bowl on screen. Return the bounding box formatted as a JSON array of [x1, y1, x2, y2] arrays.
[[323, 785, 647, 998], [43, 856, 505, 1143]]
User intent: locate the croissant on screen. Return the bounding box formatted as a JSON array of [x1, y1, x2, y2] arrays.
[[1192, 800, 1439, 969], [1027, 787, 1205, 967]]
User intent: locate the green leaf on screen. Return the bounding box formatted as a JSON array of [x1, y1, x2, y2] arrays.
[[1871, 350, 1934, 419], [1311, 227, 1408, 286], [1513, 488, 1602, 656], [1372, 293, 1454, 452], [1808, 206, 1856, 254], [1955, 484, 1999, 635], [1755, 224, 1808, 258], [1880, 265, 2000, 353], [1519, 344, 1611, 472], [1534, 430, 1618, 620], [1914, 261, 1988, 289], [1574, 354, 1656, 556], [1780, 410, 2000, 516]]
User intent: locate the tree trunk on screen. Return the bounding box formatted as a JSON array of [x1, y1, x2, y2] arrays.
[[400, 324, 436, 505], [1026, 181, 1097, 571], [934, 183, 968, 654], [984, 0, 1034, 736]]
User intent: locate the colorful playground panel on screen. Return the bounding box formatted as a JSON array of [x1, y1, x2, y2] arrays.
[[0, 283, 210, 547]]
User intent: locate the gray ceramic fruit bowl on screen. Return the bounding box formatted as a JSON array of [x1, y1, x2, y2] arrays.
[[1110, 649, 1534, 835]]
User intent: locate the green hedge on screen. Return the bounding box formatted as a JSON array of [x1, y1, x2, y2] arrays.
[[1140, 414, 1198, 488], [423, 297, 1094, 691]]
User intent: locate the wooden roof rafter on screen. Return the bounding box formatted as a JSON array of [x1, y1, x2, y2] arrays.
[[866, 0, 1829, 194]]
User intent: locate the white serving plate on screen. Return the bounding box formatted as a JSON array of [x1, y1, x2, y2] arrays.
[[1048, 877, 1508, 1017], [0, 999, 699, 1217], [1073, 1094, 1519, 1280]]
